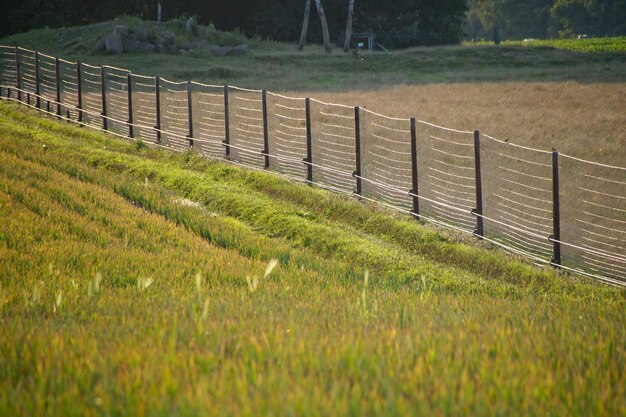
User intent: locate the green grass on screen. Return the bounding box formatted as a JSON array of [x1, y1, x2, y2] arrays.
[[0, 101, 625, 416], [2, 20, 625, 90]]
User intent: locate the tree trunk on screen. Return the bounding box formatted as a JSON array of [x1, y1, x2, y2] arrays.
[[297, 0, 311, 51], [343, 0, 355, 52], [314, 0, 332, 54]]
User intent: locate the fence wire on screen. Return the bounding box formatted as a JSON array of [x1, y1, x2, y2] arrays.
[[560, 155, 626, 285], [1, 46, 624, 287], [482, 135, 554, 262], [266, 92, 308, 178], [360, 109, 413, 210], [191, 81, 225, 158], [310, 99, 356, 193]]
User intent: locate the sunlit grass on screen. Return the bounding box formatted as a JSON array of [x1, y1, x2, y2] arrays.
[[0, 101, 624, 416]]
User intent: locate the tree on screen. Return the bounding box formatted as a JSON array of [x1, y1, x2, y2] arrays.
[[297, 0, 311, 51], [314, 0, 332, 54], [343, 0, 355, 52]]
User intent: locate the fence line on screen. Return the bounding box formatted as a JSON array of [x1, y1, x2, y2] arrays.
[[1, 45, 624, 287]]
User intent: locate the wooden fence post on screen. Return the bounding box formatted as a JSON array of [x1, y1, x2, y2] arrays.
[[304, 97, 313, 184], [127, 73, 134, 138], [551, 150, 562, 267], [223, 84, 230, 157], [410, 117, 420, 220], [472, 130, 484, 238], [261, 89, 270, 168], [187, 80, 193, 147], [353, 106, 362, 196]]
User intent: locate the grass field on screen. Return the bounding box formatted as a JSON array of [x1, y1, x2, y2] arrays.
[[0, 99, 625, 416], [1, 21, 625, 416]]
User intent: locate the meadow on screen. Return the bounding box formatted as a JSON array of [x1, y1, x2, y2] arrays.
[[1, 21, 625, 416]]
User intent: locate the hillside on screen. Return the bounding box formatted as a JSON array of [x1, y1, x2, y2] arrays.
[[0, 99, 625, 416]]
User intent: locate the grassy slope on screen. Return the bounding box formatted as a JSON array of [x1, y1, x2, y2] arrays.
[[1, 20, 625, 90], [0, 101, 625, 416]]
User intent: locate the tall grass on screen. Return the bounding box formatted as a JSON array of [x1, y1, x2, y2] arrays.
[[0, 101, 624, 416]]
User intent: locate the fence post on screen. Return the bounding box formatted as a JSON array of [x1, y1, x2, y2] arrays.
[[155, 76, 161, 143], [223, 84, 230, 158], [55, 57, 62, 118], [127, 73, 134, 138], [551, 150, 561, 268], [353, 106, 362, 196], [76, 62, 83, 124], [304, 97, 313, 184], [410, 117, 420, 221], [15, 47, 21, 102], [187, 81, 193, 147], [100, 66, 107, 130], [34, 52, 40, 108], [472, 130, 484, 238], [261, 89, 270, 168]]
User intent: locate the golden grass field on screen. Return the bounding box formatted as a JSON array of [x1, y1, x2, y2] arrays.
[[307, 82, 626, 166]]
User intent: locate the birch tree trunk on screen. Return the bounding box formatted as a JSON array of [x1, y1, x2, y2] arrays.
[[297, 0, 311, 51], [314, 0, 332, 54], [343, 0, 355, 52]]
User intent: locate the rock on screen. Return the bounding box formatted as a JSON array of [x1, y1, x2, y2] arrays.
[[155, 44, 167, 54], [226, 44, 250, 56], [189, 39, 210, 50], [113, 25, 129, 37], [123, 38, 141, 53], [163, 30, 176, 44], [166, 45, 178, 54], [105, 33, 124, 54], [94, 38, 106, 52], [210, 45, 227, 57], [139, 43, 156, 53], [133, 27, 148, 42]]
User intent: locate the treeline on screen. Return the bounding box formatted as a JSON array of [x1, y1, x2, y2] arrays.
[[0, 0, 467, 48], [465, 0, 626, 41]]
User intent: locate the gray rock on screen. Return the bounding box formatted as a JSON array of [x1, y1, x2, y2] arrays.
[[210, 45, 227, 57], [133, 27, 148, 42], [94, 38, 106, 51], [155, 44, 167, 54], [105, 33, 124, 54], [163, 30, 176, 44], [123, 38, 141, 53], [113, 25, 129, 37], [139, 43, 156, 53], [166, 45, 178, 54], [226, 44, 250, 56], [189, 39, 210, 50]]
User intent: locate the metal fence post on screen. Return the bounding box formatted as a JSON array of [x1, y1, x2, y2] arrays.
[[155, 76, 161, 143], [15, 46, 21, 102], [127, 73, 134, 138], [34, 51, 40, 108], [551, 150, 562, 267], [187, 80, 193, 147], [261, 89, 270, 168], [353, 106, 362, 196], [76, 62, 83, 124], [472, 130, 484, 238], [100, 66, 107, 130], [410, 117, 420, 220], [304, 97, 313, 184], [55, 57, 61, 118], [223, 84, 230, 157]]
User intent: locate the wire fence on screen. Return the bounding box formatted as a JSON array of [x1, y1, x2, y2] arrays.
[[1, 45, 624, 287]]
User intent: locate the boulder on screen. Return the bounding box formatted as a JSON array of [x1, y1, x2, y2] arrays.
[[185, 17, 196, 35], [163, 30, 176, 44], [133, 27, 148, 42], [122, 38, 141, 53], [113, 25, 129, 37], [139, 43, 156, 53], [210, 45, 227, 57], [226, 44, 250, 56], [105, 33, 124, 54], [94, 38, 106, 52], [189, 39, 210, 50], [154, 44, 167, 54]]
